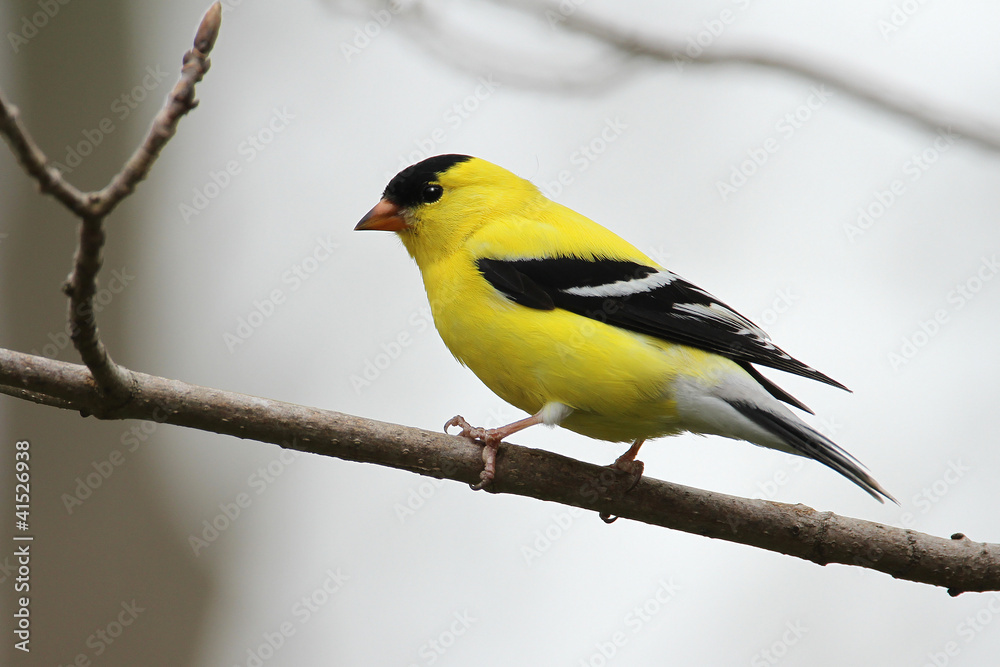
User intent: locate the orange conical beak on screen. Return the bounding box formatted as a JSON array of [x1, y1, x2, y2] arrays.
[[355, 199, 407, 231]]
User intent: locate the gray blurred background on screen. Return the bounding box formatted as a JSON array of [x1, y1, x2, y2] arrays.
[[1, 1, 998, 665]]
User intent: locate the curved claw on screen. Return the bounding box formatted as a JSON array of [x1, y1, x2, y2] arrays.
[[470, 473, 492, 491], [613, 459, 644, 493], [598, 454, 644, 523], [444, 415, 490, 441], [445, 415, 498, 491], [444, 415, 471, 434]]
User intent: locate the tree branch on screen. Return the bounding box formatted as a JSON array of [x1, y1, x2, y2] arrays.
[[91, 1, 221, 218], [0, 91, 89, 216], [0, 2, 222, 405], [1, 1, 997, 599], [0, 347, 997, 595], [60, 214, 135, 405], [0, 3, 221, 220]]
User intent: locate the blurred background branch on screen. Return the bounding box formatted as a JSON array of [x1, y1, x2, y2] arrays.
[[385, 0, 1000, 152]]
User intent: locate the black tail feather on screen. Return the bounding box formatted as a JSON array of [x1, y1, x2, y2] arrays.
[[738, 362, 814, 414], [730, 402, 897, 504]]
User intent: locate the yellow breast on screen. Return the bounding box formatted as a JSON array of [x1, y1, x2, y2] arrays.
[[420, 252, 735, 443]]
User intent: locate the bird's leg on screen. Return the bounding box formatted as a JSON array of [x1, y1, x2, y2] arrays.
[[612, 438, 646, 481], [600, 438, 646, 524], [444, 413, 545, 490]]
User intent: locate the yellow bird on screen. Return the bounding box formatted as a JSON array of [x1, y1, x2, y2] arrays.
[[356, 154, 894, 503]]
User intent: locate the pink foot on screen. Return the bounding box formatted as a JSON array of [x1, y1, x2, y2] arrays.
[[600, 449, 646, 524], [445, 415, 501, 490]]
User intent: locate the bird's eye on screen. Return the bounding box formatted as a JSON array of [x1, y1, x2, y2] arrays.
[[421, 184, 443, 203]]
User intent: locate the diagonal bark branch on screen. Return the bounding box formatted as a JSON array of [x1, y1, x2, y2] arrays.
[[1, 1, 997, 600], [0, 92, 90, 216], [0, 347, 997, 596]]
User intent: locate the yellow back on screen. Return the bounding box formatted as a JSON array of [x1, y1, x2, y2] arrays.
[[398, 158, 660, 270]]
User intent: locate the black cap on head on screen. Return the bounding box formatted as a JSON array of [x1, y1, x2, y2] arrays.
[[383, 154, 472, 208]]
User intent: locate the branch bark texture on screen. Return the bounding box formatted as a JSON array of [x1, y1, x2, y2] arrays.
[[1, 348, 997, 596]]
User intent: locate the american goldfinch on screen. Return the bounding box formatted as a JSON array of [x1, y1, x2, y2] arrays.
[[356, 154, 894, 503]]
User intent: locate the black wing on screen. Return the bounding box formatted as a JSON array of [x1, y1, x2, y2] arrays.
[[477, 256, 847, 410]]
